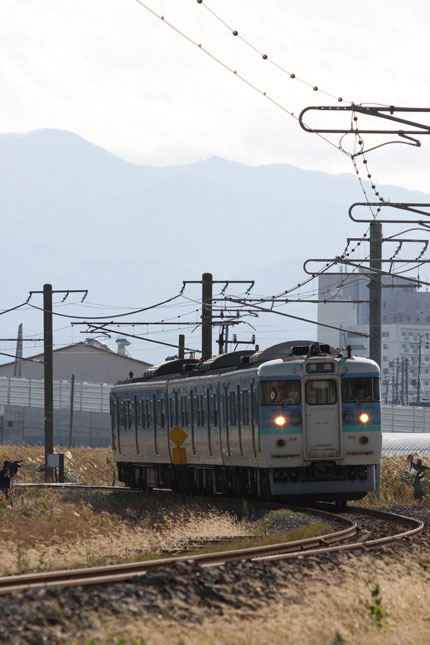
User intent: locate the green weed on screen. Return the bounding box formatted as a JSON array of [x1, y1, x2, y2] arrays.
[[363, 583, 388, 628]]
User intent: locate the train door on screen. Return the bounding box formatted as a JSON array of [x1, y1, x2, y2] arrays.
[[221, 385, 231, 456], [111, 395, 120, 453], [302, 377, 342, 459]]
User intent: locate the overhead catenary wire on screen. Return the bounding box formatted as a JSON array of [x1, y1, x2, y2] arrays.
[[26, 293, 183, 320]]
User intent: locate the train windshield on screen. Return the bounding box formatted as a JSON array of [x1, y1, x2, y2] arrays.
[[305, 380, 337, 405], [260, 381, 301, 405], [342, 378, 380, 402]]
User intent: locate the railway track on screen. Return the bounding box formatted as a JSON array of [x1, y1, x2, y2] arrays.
[[0, 505, 423, 596]]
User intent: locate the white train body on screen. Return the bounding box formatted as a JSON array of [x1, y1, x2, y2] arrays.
[[111, 341, 382, 502]]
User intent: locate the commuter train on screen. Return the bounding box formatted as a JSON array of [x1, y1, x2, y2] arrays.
[[110, 341, 382, 503]]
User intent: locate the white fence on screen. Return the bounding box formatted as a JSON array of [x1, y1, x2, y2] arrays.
[[0, 376, 111, 414], [382, 405, 430, 433], [1, 377, 429, 434]]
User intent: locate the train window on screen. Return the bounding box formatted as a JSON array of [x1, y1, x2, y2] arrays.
[[142, 400, 146, 429], [180, 396, 185, 427], [200, 394, 205, 427], [169, 398, 175, 427], [229, 391, 237, 426], [342, 378, 380, 402], [306, 380, 337, 405], [242, 390, 250, 425], [207, 390, 212, 456], [237, 385, 243, 456], [223, 389, 229, 426], [260, 381, 301, 405], [174, 392, 179, 426], [153, 395, 158, 454], [153, 397, 157, 429], [373, 378, 380, 401], [184, 396, 190, 426], [159, 399, 165, 429], [211, 393, 218, 426], [195, 394, 200, 427], [214, 394, 219, 426], [190, 394, 196, 454], [147, 399, 153, 429], [206, 391, 211, 426], [223, 388, 231, 455], [129, 400, 135, 429], [119, 401, 125, 429]]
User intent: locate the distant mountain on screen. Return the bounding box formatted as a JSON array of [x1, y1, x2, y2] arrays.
[[1, 129, 428, 363]]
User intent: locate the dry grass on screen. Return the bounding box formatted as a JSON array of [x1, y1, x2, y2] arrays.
[[85, 556, 430, 645], [0, 488, 258, 575], [0, 445, 117, 485], [0, 447, 428, 577], [362, 454, 430, 507]]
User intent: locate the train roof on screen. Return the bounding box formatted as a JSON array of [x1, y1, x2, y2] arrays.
[[114, 341, 355, 385]]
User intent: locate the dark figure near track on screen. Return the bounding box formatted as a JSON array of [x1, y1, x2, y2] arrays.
[[0, 461, 11, 501], [407, 454, 430, 503]]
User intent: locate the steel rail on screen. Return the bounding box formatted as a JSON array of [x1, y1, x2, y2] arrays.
[[254, 506, 424, 562], [0, 507, 423, 596], [0, 507, 355, 596], [14, 483, 138, 492]]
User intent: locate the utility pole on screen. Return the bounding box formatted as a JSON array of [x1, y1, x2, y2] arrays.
[[202, 272, 213, 361], [68, 373, 75, 448], [384, 378, 389, 404], [178, 334, 185, 360], [416, 335, 422, 405], [369, 221, 382, 369], [395, 358, 400, 405], [13, 323, 23, 378], [30, 285, 88, 481], [405, 358, 409, 405]]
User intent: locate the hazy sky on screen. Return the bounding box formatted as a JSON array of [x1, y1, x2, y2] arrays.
[[2, 0, 430, 193], [2, 0, 430, 366]]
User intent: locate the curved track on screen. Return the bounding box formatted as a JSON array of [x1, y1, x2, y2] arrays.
[[0, 505, 423, 596]]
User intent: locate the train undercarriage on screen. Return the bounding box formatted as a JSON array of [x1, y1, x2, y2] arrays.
[[117, 461, 371, 503]]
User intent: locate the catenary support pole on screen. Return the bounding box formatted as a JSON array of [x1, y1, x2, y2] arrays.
[[369, 221, 382, 368], [202, 272, 213, 361], [43, 283, 54, 482]]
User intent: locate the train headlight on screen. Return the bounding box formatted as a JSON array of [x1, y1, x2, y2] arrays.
[[359, 413, 369, 424], [275, 415, 287, 426]]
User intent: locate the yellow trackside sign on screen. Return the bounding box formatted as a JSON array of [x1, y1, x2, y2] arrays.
[[172, 446, 187, 465], [168, 425, 188, 447]]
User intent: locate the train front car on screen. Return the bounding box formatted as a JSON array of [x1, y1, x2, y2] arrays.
[[259, 344, 382, 503]]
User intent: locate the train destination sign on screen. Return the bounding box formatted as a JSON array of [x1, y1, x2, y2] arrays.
[[306, 362, 335, 373]]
